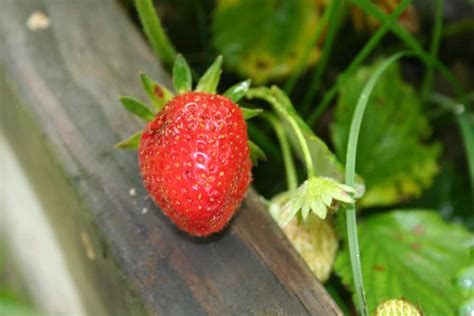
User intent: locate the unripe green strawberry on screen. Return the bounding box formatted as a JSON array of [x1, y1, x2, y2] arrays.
[[139, 92, 252, 236], [269, 192, 338, 282], [281, 215, 338, 282], [375, 299, 422, 316]]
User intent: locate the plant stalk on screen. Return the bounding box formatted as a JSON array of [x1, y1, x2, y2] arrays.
[[288, 117, 315, 179], [135, 0, 177, 66], [421, 0, 444, 98], [427, 93, 474, 205], [263, 113, 299, 191]]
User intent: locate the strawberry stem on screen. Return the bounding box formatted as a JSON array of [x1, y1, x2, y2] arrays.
[[134, 0, 177, 66], [287, 116, 315, 179], [262, 113, 298, 191]]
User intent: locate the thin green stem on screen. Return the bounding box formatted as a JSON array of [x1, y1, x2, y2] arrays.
[[289, 117, 315, 179], [307, 0, 411, 125], [135, 0, 177, 66], [345, 51, 411, 316], [421, 0, 444, 98], [263, 113, 298, 191], [458, 112, 474, 205], [301, 0, 341, 114], [284, 2, 334, 94], [246, 87, 315, 179], [427, 93, 474, 205]]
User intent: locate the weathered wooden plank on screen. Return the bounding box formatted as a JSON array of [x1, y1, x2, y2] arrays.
[[0, 0, 341, 315]]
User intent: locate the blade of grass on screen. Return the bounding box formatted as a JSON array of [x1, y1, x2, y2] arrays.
[[308, 0, 411, 125], [421, 0, 444, 98], [344, 51, 412, 316], [135, 0, 177, 66], [301, 0, 342, 114], [350, 0, 466, 100], [284, 1, 335, 94]]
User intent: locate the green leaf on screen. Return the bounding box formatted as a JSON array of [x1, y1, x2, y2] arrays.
[[330, 60, 441, 207], [248, 140, 267, 165], [172, 54, 192, 94], [224, 79, 251, 103], [241, 107, 263, 120], [140, 72, 173, 111], [247, 86, 365, 196], [115, 131, 142, 150], [454, 265, 474, 298], [335, 210, 473, 315], [119, 96, 155, 122], [195, 55, 223, 94], [459, 298, 474, 316], [212, 0, 322, 84]]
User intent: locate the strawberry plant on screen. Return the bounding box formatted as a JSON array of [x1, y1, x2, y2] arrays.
[[119, 0, 474, 314]]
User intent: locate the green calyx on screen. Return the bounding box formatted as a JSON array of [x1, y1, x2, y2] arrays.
[[116, 54, 265, 163], [273, 177, 355, 226]]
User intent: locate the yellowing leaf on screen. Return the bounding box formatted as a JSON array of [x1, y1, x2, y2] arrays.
[[212, 0, 322, 84]]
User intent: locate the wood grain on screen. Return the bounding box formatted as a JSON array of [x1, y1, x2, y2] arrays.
[[0, 0, 341, 315]]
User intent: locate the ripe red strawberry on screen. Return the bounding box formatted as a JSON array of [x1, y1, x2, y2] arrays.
[[117, 55, 263, 236], [139, 92, 251, 236]]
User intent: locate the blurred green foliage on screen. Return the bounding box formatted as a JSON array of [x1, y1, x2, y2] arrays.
[[331, 61, 441, 207]]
